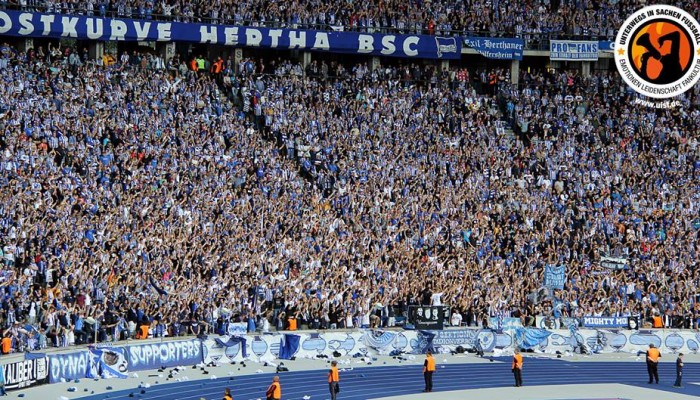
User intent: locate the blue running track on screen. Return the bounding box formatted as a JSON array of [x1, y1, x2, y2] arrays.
[[75, 358, 700, 400]]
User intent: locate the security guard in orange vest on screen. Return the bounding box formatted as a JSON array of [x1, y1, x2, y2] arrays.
[[328, 360, 340, 400], [512, 349, 523, 387], [265, 375, 281, 400], [211, 57, 224, 76], [1, 333, 12, 354], [646, 343, 661, 384], [423, 351, 436, 392], [223, 387, 233, 400]]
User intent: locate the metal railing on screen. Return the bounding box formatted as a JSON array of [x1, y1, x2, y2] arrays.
[[0, 4, 616, 51]]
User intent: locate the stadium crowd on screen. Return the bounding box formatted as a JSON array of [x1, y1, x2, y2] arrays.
[[0, 39, 699, 354], [6, 0, 700, 40]]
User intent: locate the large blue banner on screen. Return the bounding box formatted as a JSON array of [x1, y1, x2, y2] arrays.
[[49, 351, 92, 383], [463, 37, 524, 60], [599, 40, 614, 52], [544, 264, 566, 290], [127, 339, 202, 371], [0, 10, 461, 59], [550, 40, 599, 61], [582, 316, 629, 328]]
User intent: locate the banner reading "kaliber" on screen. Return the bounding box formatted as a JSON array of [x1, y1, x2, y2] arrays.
[[0, 10, 461, 59]]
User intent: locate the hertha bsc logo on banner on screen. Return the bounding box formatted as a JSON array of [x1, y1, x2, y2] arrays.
[[614, 5, 700, 102]]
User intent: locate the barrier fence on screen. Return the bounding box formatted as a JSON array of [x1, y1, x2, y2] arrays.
[[3, 327, 700, 391]]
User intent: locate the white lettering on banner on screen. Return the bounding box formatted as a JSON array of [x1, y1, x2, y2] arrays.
[[380, 35, 396, 55], [268, 29, 283, 47], [0, 11, 12, 34], [403, 37, 419, 56], [224, 27, 239, 45], [312, 32, 330, 51], [582, 316, 627, 326], [358, 34, 373, 53], [246, 29, 263, 47], [86, 18, 103, 39], [60, 16, 79, 37], [18, 13, 33, 35], [431, 330, 479, 346], [129, 341, 201, 368], [4, 358, 47, 388], [288, 30, 305, 49], [0, 11, 463, 59], [110, 19, 127, 40], [200, 25, 217, 43], [134, 21, 151, 41], [51, 354, 88, 381], [156, 23, 171, 41], [39, 14, 54, 35]]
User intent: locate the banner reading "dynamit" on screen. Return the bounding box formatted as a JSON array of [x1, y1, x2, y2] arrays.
[[0, 10, 461, 59]]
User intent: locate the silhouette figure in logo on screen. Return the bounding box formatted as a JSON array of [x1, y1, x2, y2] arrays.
[[636, 31, 683, 84]]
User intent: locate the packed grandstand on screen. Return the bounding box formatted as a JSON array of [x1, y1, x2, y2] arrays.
[[0, 1, 698, 362]]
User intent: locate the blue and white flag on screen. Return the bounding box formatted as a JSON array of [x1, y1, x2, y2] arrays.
[[544, 265, 566, 290], [513, 328, 552, 349], [88, 347, 128, 379]]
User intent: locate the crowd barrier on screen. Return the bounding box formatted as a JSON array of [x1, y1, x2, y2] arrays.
[[4, 328, 700, 391]]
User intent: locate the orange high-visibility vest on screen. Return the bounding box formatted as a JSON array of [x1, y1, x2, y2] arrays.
[[423, 355, 436, 372], [647, 348, 661, 362], [1, 337, 11, 354], [512, 354, 523, 369], [136, 325, 149, 339], [268, 382, 281, 399], [328, 366, 339, 382]]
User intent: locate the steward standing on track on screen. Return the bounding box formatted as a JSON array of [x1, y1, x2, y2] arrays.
[[329, 360, 340, 400], [223, 387, 233, 400], [646, 344, 661, 384], [266, 376, 282, 400], [423, 351, 436, 392], [512, 349, 523, 387]]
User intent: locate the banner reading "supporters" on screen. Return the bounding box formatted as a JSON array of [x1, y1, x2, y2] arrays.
[[550, 40, 599, 61], [128, 339, 202, 371], [0, 10, 461, 59], [463, 37, 524, 60]]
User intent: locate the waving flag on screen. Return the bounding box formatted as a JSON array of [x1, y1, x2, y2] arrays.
[[149, 275, 169, 296]]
